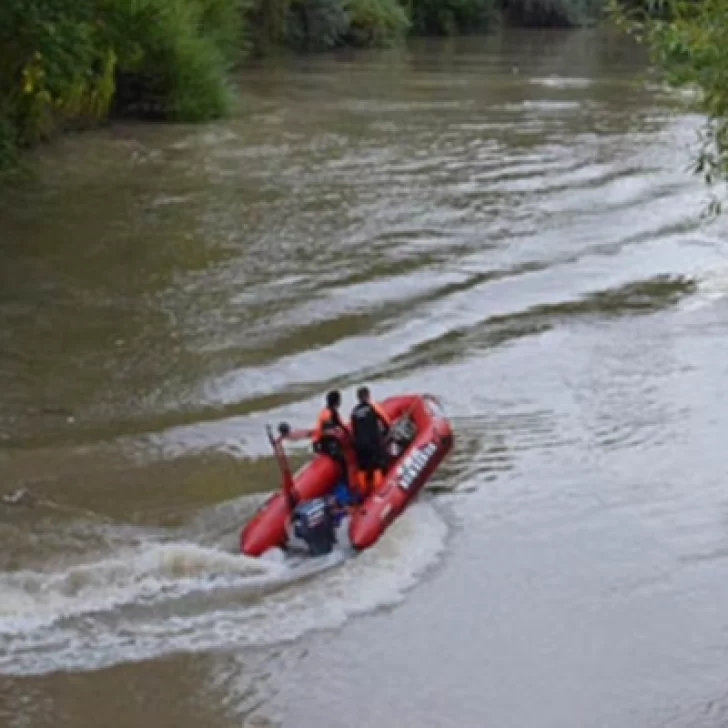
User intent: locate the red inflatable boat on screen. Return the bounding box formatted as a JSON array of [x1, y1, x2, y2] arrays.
[[240, 394, 453, 556]]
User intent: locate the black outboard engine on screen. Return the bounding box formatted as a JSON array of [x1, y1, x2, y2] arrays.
[[291, 497, 336, 556], [386, 415, 417, 461]]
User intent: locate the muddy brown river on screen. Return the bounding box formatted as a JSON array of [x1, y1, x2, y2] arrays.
[[3, 27, 728, 728]]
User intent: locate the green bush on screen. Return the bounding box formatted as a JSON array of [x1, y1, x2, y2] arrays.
[[0, 0, 117, 147], [344, 0, 410, 46], [283, 0, 351, 52], [280, 0, 408, 52], [98, 0, 249, 120], [610, 0, 728, 210], [401, 0, 496, 35], [0, 0, 251, 173], [502, 0, 602, 27]]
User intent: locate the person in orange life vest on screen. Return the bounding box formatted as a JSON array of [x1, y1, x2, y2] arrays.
[[311, 390, 348, 447], [350, 386, 392, 496], [287, 390, 357, 497]]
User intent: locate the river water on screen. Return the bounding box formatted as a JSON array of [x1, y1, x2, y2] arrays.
[[2, 27, 728, 728]]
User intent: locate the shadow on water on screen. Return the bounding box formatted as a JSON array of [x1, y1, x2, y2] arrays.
[[376, 275, 696, 378]]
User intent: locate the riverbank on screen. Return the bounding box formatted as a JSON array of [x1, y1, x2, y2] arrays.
[[0, 0, 605, 179]]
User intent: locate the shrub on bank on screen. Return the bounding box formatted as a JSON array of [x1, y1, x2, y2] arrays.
[[276, 0, 409, 52], [0, 0, 250, 172], [282, 0, 352, 52], [610, 0, 728, 209], [500, 0, 602, 27], [401, 0, 496, 35], [345, 0, 410, 47], [0, 0, 116, 150], [102, 0, 249, 120]]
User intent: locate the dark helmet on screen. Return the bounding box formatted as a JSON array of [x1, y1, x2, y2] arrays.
[[326, 389, 341, 410], [356, 386, 370, 403]]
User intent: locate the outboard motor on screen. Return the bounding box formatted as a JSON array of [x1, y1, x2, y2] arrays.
[[387, 415, 417, 460], [291, 497, 337, 556]]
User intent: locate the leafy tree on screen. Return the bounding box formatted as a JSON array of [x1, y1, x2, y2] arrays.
[[609, 0, 728, 210]]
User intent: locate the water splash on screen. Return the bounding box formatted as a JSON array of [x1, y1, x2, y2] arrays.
[[0, 541, 283, 634], [0, 499, 447, 676], [680, 262, 728, 312]]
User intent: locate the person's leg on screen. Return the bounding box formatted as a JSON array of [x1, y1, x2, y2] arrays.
[[356, 448, 377, 498], [372, 443, 388, 488]]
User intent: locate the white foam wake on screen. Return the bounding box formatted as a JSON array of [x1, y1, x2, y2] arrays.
[[680, 261, 728, 312], [0, 500, 447, 676], [0, 542, 283, 635]]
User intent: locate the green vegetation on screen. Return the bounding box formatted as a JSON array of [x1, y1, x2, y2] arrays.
[[0, 0, 603, 176], [610, 0, 728, 206], [403, 0, 494, 35], [502, 0, 602, 28], [0, 0, 253, 176]]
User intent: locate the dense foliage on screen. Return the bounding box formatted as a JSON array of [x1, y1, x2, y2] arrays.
[[502, 0, 602, 28], [0, 0, 601, 175], [609, 0, 728, 204], [0, 0, 250, 175], [403, 0, 494, 35]]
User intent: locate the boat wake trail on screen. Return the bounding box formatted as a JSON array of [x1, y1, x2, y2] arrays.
[[0, 498, 447, 677]]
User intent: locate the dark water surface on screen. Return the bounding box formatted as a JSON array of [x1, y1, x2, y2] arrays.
[[2, 28, 728, 728]]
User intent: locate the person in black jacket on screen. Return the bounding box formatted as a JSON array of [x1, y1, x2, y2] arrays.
[[350, 386, 392, 496]]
